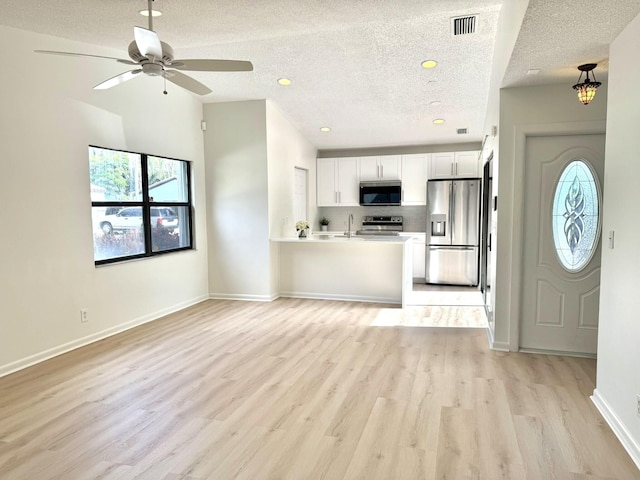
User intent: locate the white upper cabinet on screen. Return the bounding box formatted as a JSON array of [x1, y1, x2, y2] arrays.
[[430, 151, 480, 179], [401, 153, 430, 205], [359, 155, 401, 181], [454, 151, 481, 178], [317, 157, 360, 207]]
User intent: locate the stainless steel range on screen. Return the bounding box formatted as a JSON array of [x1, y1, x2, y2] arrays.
[[357, 216, 403, 236]]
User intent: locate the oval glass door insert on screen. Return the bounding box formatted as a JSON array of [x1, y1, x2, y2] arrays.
[[552, 159, 601, 272]]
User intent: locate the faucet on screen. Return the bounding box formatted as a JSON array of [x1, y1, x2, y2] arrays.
[[347, 213, 354, 238]]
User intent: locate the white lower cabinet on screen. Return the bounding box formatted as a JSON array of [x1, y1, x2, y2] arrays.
[[401, 233, 426, 279]]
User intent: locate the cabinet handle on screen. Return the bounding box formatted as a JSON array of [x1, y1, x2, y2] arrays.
[[451, 163, 454, 176], [455, 162, 458, 176], [381, 165, 384, 178]]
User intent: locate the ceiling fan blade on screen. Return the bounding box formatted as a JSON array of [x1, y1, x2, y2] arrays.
[[94, 69, 143, 90], [165, 70, 212, 95], [134, 26, 163, 60], [35, 50, 136, 65], [171, 59, 254, 72]]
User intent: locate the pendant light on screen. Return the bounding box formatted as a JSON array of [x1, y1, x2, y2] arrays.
[[572, 63, 602, 105]]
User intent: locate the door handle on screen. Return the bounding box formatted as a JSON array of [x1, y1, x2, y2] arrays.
[[451, 182, 456, 242]]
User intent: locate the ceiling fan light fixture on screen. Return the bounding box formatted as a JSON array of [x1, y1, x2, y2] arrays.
[[139, 9, 162, 17], [572, 63, 601, 105]]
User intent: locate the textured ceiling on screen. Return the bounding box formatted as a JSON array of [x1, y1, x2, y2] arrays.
[[2, 0, 640, 150]]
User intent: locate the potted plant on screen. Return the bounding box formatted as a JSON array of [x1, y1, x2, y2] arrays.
[[296, 220, 310, 238], [320, 217, 330, 231]]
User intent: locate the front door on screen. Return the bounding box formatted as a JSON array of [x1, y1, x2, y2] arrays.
[[520, 134, 605, 355]]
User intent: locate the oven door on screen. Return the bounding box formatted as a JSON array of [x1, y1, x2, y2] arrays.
[[359, 181, 402, 206]]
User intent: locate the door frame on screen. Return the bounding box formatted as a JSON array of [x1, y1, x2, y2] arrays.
[[504, 121, 606, 351]]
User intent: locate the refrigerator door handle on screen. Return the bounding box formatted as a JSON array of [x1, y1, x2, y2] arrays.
[[451, 182, 455, 243]]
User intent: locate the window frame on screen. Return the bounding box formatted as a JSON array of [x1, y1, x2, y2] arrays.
[[90, 145, 194, 265]]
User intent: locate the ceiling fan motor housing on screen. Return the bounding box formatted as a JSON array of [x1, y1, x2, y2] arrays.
[[128, 40, 174, 65]]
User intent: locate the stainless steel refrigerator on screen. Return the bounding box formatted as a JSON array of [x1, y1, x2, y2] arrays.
[[425, 178, 480, 285]]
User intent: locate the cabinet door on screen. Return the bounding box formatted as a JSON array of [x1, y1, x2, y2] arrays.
[[379, 155, 402, 180], [455, 151, 480, 178], [401, 154, 429, 205], [412, 239, 426, 279], [359, 156, 380, 180], [317, 158, 337, 206], [337, 157, 360, 205], [430, 152, 455, 179]]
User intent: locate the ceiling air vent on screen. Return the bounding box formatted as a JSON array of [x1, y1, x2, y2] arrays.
[[457, 128, 468, 135], [451, 15, 477, 36]]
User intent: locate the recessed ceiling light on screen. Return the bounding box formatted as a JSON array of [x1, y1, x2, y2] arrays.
[[421, 60, 438, 69], [139, 9, 162, 17], [320, 127, 331, 132], [433, 119, 445, 125], [429, 101, 442, 107], [278, 78, 292, 86]]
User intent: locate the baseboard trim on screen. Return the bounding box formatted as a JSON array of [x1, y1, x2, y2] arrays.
[[209, 293, 278, 302], [0, 294, 209, 379], [486, 327, 510, 351], [279, 291, 401, 305], [591, 388, 640, 471], [518, 347, 597, 359]]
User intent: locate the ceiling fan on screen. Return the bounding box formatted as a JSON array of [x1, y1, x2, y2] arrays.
[[34, 0, 253, 95]]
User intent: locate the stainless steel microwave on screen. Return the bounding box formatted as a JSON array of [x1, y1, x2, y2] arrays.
[[359, 181, 402, 206]]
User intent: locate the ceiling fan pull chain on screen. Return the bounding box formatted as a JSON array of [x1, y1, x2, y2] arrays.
[[163, 70, 168, 95]]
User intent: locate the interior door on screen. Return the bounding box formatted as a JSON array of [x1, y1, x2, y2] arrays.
[[520, 134, 604, 355]]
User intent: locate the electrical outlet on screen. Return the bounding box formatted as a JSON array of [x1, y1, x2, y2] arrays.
[[80, 309, 89, 323]]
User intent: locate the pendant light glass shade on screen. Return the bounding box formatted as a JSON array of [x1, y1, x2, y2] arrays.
[[572, 63, 601, 105]]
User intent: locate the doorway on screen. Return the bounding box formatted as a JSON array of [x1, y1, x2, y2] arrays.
[[519, 134, 604, 355]]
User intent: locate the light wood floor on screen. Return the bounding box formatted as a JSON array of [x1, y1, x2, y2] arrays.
[[0, 298, 638, 479]]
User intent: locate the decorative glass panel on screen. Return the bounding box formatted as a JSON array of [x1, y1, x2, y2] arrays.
[[552, 160, 601, 272]]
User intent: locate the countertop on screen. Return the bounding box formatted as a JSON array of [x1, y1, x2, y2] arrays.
[[271, 233, 412, 244]]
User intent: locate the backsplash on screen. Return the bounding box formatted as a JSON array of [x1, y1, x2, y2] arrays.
[[318, 206, 427, 233]]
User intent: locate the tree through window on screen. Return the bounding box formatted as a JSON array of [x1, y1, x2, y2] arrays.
[[89, 146, 193, 264]]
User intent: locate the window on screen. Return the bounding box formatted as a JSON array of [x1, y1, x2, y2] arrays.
[[551, 159, 601, 272], [89, 146, 193, 264]]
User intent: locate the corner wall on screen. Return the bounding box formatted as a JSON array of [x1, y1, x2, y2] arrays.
[[0, 26, 209, 375], [203, 100, 317, 301], [203, 100, 272, 300], [265, 101, 318, 298], [592, 12, 640, 468]]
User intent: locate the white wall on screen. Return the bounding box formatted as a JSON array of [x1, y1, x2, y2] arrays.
[[265, 101, 317, 298], [203, 100, 317, 301], [479, 0, 530, 341], [0, 26, 209, 375], [593, 12, 640, 466], [203, 100, 272, 300], [494, 83, 608, 350]]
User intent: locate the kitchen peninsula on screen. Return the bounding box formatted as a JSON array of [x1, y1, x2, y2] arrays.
[[272, 234, 412, 307]]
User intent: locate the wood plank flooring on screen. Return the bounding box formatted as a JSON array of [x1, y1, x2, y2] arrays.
[[0, 298, 638, 479]]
